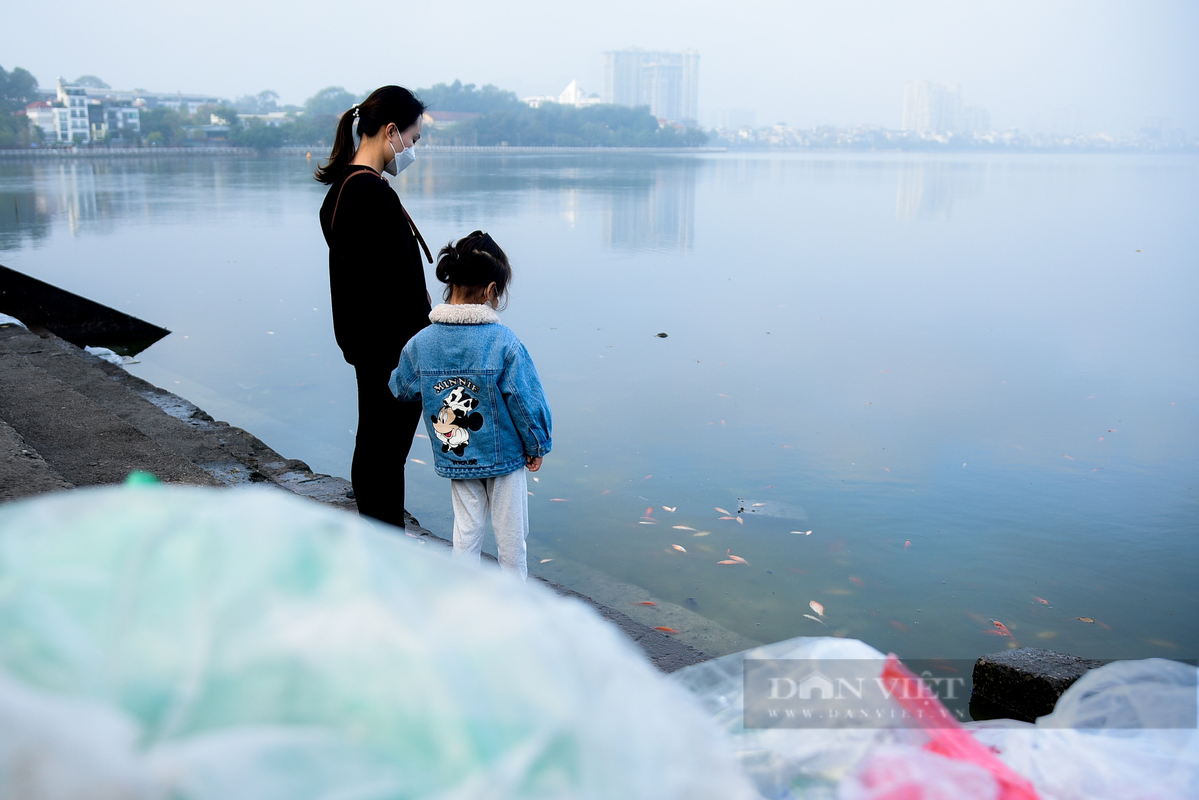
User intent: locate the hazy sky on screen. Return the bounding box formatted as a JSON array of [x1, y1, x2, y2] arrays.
[[3, 0, 1196, 133]]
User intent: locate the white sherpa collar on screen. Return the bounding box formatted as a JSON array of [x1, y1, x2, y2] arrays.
[[429, 303, 500, 325]]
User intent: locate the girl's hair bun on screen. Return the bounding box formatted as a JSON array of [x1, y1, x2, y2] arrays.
[[435, 231, 513, 308]]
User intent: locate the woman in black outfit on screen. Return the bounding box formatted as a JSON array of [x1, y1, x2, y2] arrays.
[[317, 86, 432, 528]]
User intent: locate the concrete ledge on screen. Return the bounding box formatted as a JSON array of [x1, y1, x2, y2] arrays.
[[972, 647, 1104, 722]]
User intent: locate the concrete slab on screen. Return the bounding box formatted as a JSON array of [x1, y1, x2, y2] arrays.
[[0, 419, 73, 500], [972, 647, 1104, 722], [0, 335, 218, 488]]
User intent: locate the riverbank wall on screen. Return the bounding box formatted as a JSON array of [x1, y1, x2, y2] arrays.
[[0, 321, 710, 672]]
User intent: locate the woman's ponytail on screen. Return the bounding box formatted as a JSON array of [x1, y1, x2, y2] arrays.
[[314, 108, 359, 184], [314, 86, 426, 185]]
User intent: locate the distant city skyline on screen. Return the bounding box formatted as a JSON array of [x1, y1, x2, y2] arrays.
[[3, 0, 1194, 136]]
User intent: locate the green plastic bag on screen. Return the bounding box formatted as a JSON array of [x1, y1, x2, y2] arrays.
[[0, 486, 754, 800]]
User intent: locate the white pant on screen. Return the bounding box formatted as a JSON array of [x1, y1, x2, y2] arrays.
[[450, 469, 529, 580]]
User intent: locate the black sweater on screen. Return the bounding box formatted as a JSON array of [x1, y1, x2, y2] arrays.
[[319, 166, 431, 369]]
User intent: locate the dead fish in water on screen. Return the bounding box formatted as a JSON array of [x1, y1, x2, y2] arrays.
[[809, 600, 825, 617], [735, 497, 808, 521], [803, 614, 827, 626]]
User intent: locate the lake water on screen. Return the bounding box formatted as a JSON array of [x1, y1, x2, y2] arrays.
[[1, 151, 1196, 662]]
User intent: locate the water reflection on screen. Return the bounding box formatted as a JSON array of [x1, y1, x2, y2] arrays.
[[394, 154, 698, 253], [601, 160, 695, 251], [895, 159, 983, 221]]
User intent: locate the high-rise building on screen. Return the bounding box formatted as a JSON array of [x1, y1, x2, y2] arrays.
[[603, 48, 699, 125], [902, 81, 990, 134]]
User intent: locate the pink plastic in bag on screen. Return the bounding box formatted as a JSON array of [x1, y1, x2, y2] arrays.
[[879, 654, 1040, 800]]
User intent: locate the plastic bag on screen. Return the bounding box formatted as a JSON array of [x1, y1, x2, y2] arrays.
[[0, 485, 756, 800], [970, 658, 1199, 800], [837, 745, 999, 800], [672, 635, 907, 798]]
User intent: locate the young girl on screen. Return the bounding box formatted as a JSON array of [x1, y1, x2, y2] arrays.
[[389, 231, 551, 580]]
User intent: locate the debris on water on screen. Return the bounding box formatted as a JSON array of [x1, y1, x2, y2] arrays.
[[655, 332, 668, 338], [735, 497, 808, 520]]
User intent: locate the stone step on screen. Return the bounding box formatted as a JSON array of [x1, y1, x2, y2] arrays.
[[0, 418, 73, 500], [0, 335, 218, 489], [0, 327, 355, 511]]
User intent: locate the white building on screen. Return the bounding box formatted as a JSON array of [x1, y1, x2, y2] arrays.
[[56, 78, 92, 143], [522, 80, 602, 109], [902, 81, 989, 135], [603, 48, 699, 124]]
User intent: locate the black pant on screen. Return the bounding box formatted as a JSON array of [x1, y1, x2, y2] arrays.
[[352, 365, 421, 529]]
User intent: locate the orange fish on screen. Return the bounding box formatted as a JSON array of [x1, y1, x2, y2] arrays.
[[655, 626, 679, 633], [1077, 617, 1096, 623], [1062, 454, 1075, 461], [540, 558, 553, 563], [809, 600, 825, 616], [717, 560, 738, 565], [634, 601, 657, 606], [849, 577, 864, 586], [904, 540, 911, 549], [735, 517, 744, 525], [1033, 596, 1049, 605], [803, 614, 827, 626], [550, 498, 569, 502], [715, 507, 730, 515], [645, 507, 653, 517], [890, 621, 909, 632], [719, 516, 737, 521], [662, 506, 676, 512], [993, 620, 1014, 637], [671, 544, 687, 553], [600, 489, 611, 495]]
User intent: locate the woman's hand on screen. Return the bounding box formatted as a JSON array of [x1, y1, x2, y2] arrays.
[[526, 456, 543, 472]]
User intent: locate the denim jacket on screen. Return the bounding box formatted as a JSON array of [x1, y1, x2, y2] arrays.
[[389, 304, 552, 479]]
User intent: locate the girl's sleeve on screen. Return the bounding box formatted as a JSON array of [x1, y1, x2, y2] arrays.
[[500, 341, 552, 458], [389, 340, 421, 402]]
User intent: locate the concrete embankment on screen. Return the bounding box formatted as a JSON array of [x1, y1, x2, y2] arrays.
[[0, 323, 708, 672]]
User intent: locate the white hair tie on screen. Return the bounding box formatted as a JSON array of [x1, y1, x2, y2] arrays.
[[351, 104, 361, 150]]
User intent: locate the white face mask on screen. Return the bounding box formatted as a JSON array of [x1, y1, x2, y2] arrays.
[[384, 133, 416, 176]]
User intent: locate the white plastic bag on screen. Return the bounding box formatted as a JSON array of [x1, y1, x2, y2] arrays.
[[970, 658, 1199, 800]]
